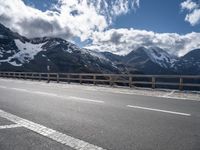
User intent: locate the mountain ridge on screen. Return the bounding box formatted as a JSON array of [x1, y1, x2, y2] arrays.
[[0, 23, 200, 75]]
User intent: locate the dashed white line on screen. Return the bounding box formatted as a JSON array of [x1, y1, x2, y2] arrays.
[[0, 124, 22, 129], [0, 109, 106, 150], [127, 105, 191, 116]]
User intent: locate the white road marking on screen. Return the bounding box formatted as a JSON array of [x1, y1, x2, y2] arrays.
[[110, 90, 200, 101], [0, 85, 8, 89], [0, 78, 199, 101], [69, 96, 105, 103], [11, 88, 29, 92], [0, 109, 106, 150], [0, 86, 104, 104], [161, 96, 187, 100], [0, 124, 22, 129], [161, 90, 187, 100], [162, 90, 175, 97], [33, 91, 58, 97], [127, 105, 191, 116]]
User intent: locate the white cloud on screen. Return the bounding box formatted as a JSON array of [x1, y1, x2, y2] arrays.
[[1, 0, 200, 57], [85, 28, 200, 57], [185, 9, 200, 26], [181, 0, 198, 11], [181, 0, 200, 26], [0, 0, 139, 40]]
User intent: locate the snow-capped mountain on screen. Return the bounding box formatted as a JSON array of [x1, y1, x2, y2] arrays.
[[119, 47, 177, 74], [142, 47, 177, 68], [0, 24, 119, 73], [102, 47, 200, 75], [0, 23, 200, 75]]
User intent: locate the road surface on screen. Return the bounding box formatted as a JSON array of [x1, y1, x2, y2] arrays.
[[0, 78, 200, 150]]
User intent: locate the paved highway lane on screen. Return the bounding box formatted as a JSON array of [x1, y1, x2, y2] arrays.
[[0, 78, 200, 150]]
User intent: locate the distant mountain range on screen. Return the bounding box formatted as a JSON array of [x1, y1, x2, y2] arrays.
[[0, 23, 199, 75]]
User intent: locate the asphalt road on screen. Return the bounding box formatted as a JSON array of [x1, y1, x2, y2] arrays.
[[0, 78, 200, 150]]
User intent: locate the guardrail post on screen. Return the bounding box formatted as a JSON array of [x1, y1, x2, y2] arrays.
[[31, 73, 34, 80], [129, 76, 132, 88], [93, 75, 96, 85], [38, 74, 41, 81], [179, 77, 183, 91], [67, 74, 70, 84], [80, 75, 82, 84], [57, 73, 59, 83], [110, 76, 114, 86], [24, 73, 27, 80], [47, 74, 50, 83], [152, 77, 156, 89]]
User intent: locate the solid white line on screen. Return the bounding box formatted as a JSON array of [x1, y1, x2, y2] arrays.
[[0, 109, 106, 150], [0, 124, 22, 129], [11, 88, 29, 92], [0, 85, 8, 89], [0, 86, 104, 104], [33, 91, 58, 97], [127, 105, 191, 116], [161, 96, 187, 100], [69, 96, 105, 103], [0, 78, 199, 102]]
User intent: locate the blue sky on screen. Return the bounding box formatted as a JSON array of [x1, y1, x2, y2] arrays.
[[114, 0, 200, 34], [23, 0, 200, 34], [1, 0, 200, 56]]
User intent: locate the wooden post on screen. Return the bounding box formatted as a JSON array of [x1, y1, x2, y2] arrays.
[[57, 73, 59, 83], [39, 74, 41, 81], [110, 76, 113, 86], [67, 74, 70, 84], [24, 73, 27, 80], [152, 77, 156, 89], [129, 76, 132, 88], [93, 75, 96, 85], [179, 77, 183, 91], [47, 74, 50, 83], [31, 73, 34, 80], [79, 75, 82, 84]]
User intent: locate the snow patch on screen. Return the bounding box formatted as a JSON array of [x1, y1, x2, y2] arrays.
[[0, 40, 47, 66], [145, 47, 177, 68]]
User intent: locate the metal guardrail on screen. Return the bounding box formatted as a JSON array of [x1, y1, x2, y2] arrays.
[[0, 72, 200, 91]]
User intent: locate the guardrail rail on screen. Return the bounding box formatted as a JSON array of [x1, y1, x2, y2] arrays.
[[0, 72, 200, 91]]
